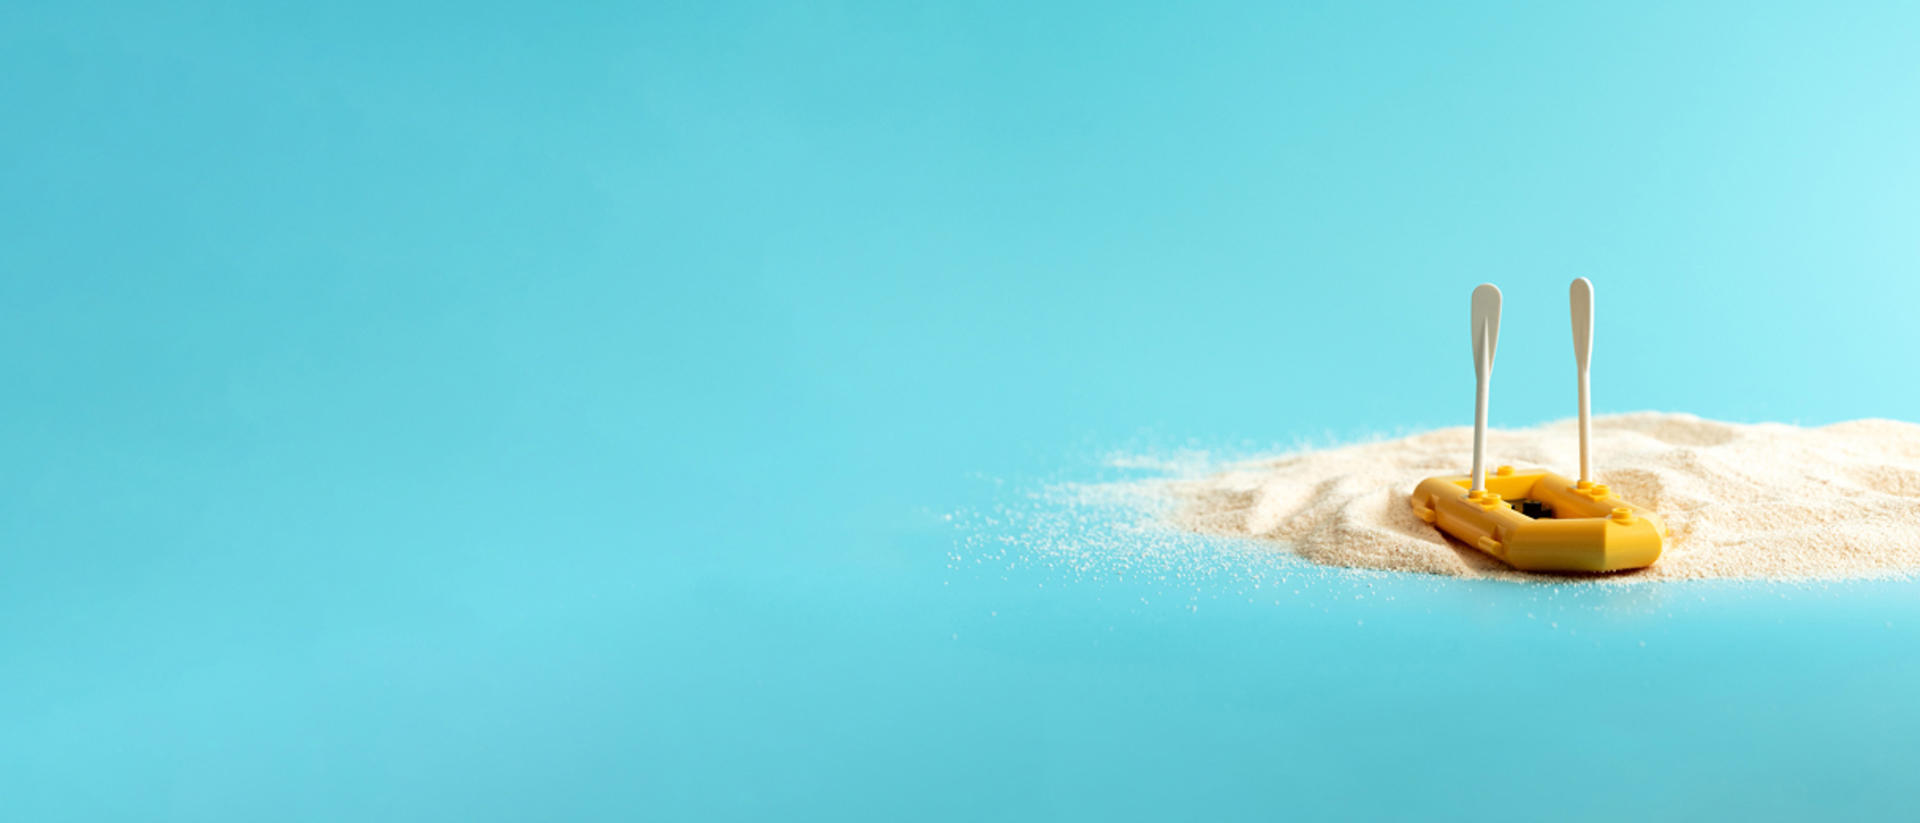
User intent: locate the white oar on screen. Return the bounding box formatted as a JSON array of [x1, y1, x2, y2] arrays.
[[1569, 277, 1594, 486], [1470, 284, 1502, 493]]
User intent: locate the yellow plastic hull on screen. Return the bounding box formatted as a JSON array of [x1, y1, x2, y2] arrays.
[[1409, 467, 1664, 573]]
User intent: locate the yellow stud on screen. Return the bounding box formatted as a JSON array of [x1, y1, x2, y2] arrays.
[[1611, 507, 1635, 524]]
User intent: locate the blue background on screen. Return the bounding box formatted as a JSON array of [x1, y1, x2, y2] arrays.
[[6, 2, 1920, 819]]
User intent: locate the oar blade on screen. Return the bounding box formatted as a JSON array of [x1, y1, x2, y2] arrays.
[[1570, 277, 1594, 369], [1470, 283, 1502, 377]]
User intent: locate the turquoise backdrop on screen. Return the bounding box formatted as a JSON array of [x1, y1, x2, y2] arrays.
[[6, 2, 1920, 820]]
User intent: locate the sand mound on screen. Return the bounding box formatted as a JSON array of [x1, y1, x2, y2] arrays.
[[1166, 413, 1920, 581]]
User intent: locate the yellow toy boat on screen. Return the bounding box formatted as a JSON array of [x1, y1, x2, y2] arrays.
[[1413, 279, 1664, 573], [1410, 466, 1664, 573]]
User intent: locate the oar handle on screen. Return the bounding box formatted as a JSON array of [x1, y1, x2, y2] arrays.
[[1470, 284, 1502, 492], [1570, 278, 1594, 484]]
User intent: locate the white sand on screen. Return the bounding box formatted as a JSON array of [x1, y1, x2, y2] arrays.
[[1162, 413, 1920, 581]]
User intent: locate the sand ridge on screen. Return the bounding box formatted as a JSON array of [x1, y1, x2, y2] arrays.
[[1164, 413, 1920, 581]]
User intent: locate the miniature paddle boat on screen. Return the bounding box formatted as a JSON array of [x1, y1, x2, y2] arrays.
[[1410, 279, 1665, 573]]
